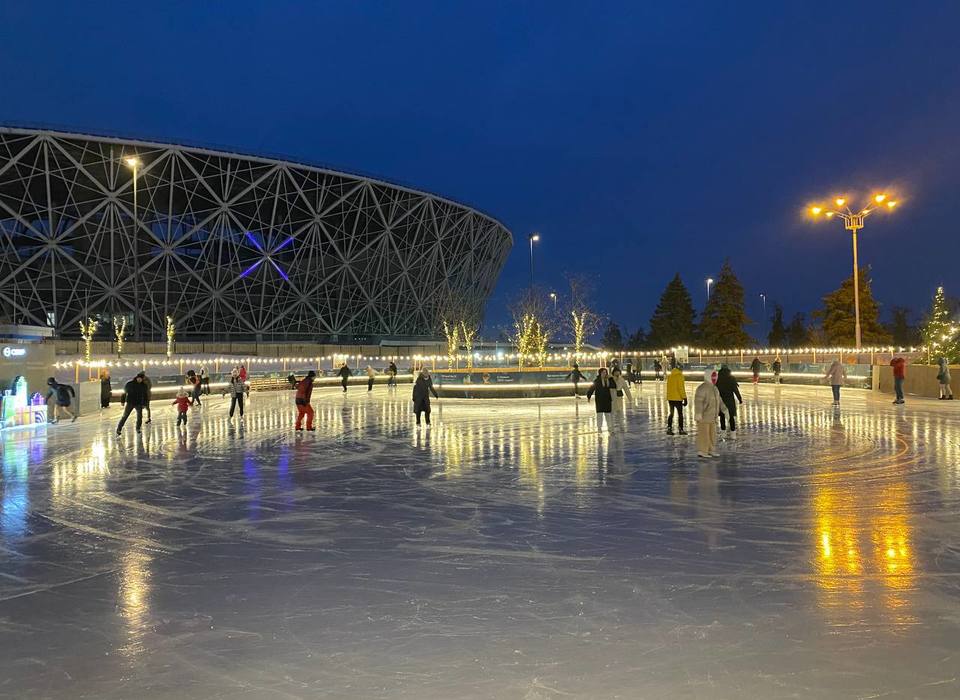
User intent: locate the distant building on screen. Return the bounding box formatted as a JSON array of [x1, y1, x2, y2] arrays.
[[0, 127, 512, 341]]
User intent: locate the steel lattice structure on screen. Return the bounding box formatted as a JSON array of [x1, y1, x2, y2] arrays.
[[0, 127, 512, 341]]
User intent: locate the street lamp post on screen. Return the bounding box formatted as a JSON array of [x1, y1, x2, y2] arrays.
[[124, 156, 141, 340], [706, 277, 714, 302], [549, 292, 557, 312], [528, 233, 540, 286], [809, 193, 898, 349], [760, 292, 766, 317]]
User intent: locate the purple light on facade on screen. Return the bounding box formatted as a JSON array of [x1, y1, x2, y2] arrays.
[[244, 231, 264, 252], [269, 259, 290, 282], [274, 236, 294, 252], [238, 259, 264, 279]]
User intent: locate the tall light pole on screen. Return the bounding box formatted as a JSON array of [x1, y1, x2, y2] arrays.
[[809, 193, 898, 349], [706, 277, 714, 302], [125, 156, 141, 340], [759, 292, 766, 317], [549, 292, 557, 312], [528, 232, 540, 286]]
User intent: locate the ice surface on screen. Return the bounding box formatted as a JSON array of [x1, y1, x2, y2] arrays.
[[1, 382, 959, 699]]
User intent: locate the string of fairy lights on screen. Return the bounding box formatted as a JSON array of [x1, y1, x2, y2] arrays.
[[52, 343, 925, 373]]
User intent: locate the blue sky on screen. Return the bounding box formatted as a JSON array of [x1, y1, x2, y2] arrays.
[[3, 1, 959, 338]]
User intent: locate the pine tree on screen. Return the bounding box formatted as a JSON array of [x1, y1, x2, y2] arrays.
[[626, 327, 647, 349], [647, 274, 696, 348], [786, 312, 809, 346], [815, 267, 891, 345], [698, 261, 752, 347], [886, 306, 920, 347], [768, 304, 787, 346], [921, 286, 959, 361], [602, 321, 624, 350]]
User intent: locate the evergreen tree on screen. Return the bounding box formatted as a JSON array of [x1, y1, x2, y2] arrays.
[[768, 304, 787, 346], [647, 274, 697, 348], [921, 286, 959, 361], [698, 260, 751, 347], [786, 312, 809, 346], [886, 306, 920, 347], [626, 327, 647, 349], [814, 267, 891, 344], [602, 321, 624, 350]]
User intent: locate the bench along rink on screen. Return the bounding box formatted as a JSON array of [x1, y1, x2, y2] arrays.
[[1, 382, 958, 699]]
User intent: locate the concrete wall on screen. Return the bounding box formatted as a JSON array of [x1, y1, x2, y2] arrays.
[[0, 341, 55, 396], [875, 363, 957, 398]]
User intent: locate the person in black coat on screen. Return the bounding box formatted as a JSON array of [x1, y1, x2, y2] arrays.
[[586, 367, 616, 432], [716, 366, 743, 438], [339, 363, 352, 392], [99, 370, 112, 409], [412, 369, 439, 426], [46, 378, 76, 423], [566, 362, 587, 398], [117, 372, 149, 435]]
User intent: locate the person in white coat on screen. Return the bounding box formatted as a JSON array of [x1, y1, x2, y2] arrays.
[[610, 366, 633, 425], [694, 368, 726, 458], [824, 360, 846, 406]]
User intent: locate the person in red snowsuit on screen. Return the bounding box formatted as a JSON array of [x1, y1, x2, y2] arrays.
[[295, 370, 316, 431]]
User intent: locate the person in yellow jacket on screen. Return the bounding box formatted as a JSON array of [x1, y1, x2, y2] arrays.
[[665, 361, 688, 435]]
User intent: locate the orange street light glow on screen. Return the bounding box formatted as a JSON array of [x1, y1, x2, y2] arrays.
[[887, 200, 898, 208], [810, 206, 822, 215], [835, 197, 846, 207], [874, 193, 886, 203]]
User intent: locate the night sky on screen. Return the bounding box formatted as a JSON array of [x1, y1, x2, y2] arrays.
[[3, 1, 959, 339]]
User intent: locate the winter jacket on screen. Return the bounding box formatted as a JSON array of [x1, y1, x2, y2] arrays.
[[412, 374, 438, 409], [339, 366, 352, 379], [665, 368, 686, 401], [47, 382, 75, 407], [366, 367, 377, 378], [295, 376, 315, 404], [694, 370, 726, 423], [824, 362, 846, 386], [716, 368, 742, 404], [229, 377, 245, 397], [750, 358, 762, 374], [143, 376, 152, 401], [100, 377, 112, 402], [772, 360, 782, 374], [238, 367, 247, 381], [388, 362, 398, 376], [172, 396, 191, 412], [566, 366, 586, 382], [890, 357, 906, 379], [586, 374, 615, 413], [938, 358, 952, 383], [122, 379, 149, 407], [611, 375, 632, 409]]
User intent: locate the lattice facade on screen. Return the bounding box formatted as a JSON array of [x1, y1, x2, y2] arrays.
[[0, 128, 512, 341]]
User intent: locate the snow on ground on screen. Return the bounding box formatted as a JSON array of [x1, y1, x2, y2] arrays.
[[1, 382, 959, 699]]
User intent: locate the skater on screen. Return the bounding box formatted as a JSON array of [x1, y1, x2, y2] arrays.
[[294, 370, 316, 431], [387, 361, 398, 388], [716, 366, 743, 438], [172, 389, 191, 426], [566, 362, 587, 398], [694, 368, 725, 458], [366, 365, 376, 391], [610, 366, 633, 424], [750, 356, 763, 384], [937, 357, 954, 400], [142, 372, 153, 424], [187, 370, 202, 406], [228, 370, 245, 419], [586, 367, 616, 432], [665, 360, 687, 435], [824, 360, 846, 406], [287, 373, 298, 389], [117, 372, 148, 435], [772, 355, 782, 385], [200, 366, 210, 395], [653, 358, 663, 381], [890, 356, 907, 405], [238, 364, 247, 382], [99, 369, 112, 409], [339, 363, 352, 392], [412, 368, 439, 427], [45, 378, 76, 423]]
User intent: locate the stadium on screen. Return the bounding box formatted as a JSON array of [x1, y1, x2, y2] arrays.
[[0, 127, 512, 342]]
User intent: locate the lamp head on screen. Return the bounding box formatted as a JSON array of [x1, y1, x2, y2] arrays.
[[529, 233, 540, 242], [124, 156, 141, 169], [835, 197, 846, 207]]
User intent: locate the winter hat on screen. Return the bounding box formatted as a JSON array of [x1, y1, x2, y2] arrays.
[[703, 369, 717, 384], [47, 377, 56, 385], [136, 372, 145, 379], [307, 370, 316, 378], [176, 389, 187, 398]]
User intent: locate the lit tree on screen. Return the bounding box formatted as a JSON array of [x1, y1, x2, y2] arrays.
[[921, 286, 959, 362], [78, 317, 98, 362], [511, 287, 553, 369], [165, 315, 175, 359], [565, 274, 601, 357], [442, 320, 460, 368], [460, 319, 479, 370], [112, 315, 127, 358]]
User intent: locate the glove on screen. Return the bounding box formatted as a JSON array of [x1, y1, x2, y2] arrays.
[[682, 397, 688, 406]]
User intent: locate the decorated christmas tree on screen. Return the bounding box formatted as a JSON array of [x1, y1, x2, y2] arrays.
[[921, 286, 959, 362]]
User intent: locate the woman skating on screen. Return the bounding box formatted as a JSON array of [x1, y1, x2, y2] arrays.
[[716, 366, 743, 439], [610, 366, 633, 425], [412, 368, 439, 426], [228, 370, 245, 419], [694, 369, 725, 458], [586, 367, 616, 432], [824, 360, 846, 406], [937, 357, 954, 400]]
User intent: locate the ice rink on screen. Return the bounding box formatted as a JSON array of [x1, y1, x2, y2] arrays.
[[1, 382, 959, 699]]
